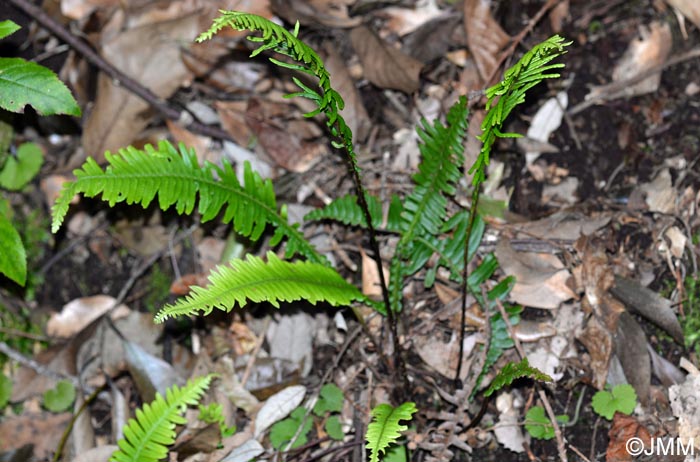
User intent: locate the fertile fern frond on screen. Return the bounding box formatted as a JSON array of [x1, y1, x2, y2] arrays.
[[110, 374, 214, 462], [469, 35, 571, 184], [198, 13, 379, 288], [155, 252, 368, 322], [365, 402, 417, 462], [51, 141, 325, 265]]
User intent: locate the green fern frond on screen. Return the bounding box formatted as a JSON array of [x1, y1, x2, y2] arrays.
[[484, 357, 552, 397], [304, 194, 383, 229], [155, 252, 367, 322], [51, 141, 325, 264], [469, 35, 571, 184], [365, 402, 417, 462], [388, 96, 470, 311], [110, 375, 214, 462]]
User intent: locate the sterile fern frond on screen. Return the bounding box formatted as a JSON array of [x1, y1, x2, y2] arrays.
[[304, 194, 383, 229], [155, 252, 368, 322], [51, 141, 325, 264], [387, 96, 469, 311], [365, 402, 417, 462], [469, 35, 571, 184], [110, 374, 214, 462]]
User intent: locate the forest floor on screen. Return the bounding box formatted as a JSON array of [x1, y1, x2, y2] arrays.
[[0, 1, 699, 462]]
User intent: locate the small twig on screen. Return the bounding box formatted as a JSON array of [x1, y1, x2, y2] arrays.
[[493, 298, 568, 462], [52, 383, 106, 462], [568, 46, 700, 115], [7, 0, 235, 142], [239, 316, 271, 388], [0, 341, 81, 390]]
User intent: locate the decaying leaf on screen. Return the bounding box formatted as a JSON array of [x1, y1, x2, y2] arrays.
[[669, 359, 700, 451], [614, 313, 651, 404], [463, 0, 510, 82], [666, 0, 700, 28], [47, 295, 129, 338], [82, 14, 200, 163], [254, 385, 306, 438], [525, 92, 568, 171], [271, 0, 361, 28], [495, 239, 576, 309], [350, 26, 423, 93], [586, 21, 672, 102]]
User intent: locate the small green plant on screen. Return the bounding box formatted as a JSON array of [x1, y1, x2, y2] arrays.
[[110, 375, 214, 462], [198, 403, 236, 438], [591, 384, 637, 420], [42, 379, 76, 413], [269, 383, 346, 449], [484, 357, 552, 398], [525, 406, 569, 440], [0, 19, 80, 286], [0, 372, 11, 409], [681, 273, 700, 355], [48, 10, 570, 459], [365, 402, 417, 462]]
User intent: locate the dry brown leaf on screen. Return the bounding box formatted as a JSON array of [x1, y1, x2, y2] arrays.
[[605, 414, 652, 462], [47, 295, 130, 338], [323, 44, 371, 141], [0, 413, 72, 459], [166, 120, 218, 165], [509, 210, 611, 240], [245, 98, 325, 172], [614, 313, 651, 404], [576, 314, 613, 390], [271, 0, 361, 28], [360, 248, 389, 301], [82, 14, 200, 163], [587, 21, 672, 101], [350, 26, 423, 93], [495, 240, 576, 309], [548, 0, 569, 33], [463, 0, 510, 82], [60, 0, 119, 20], [665, 0, 700, 29], [216, 100, 255, 145]]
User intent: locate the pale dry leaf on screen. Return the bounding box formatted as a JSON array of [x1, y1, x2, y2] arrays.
[[82, 14, 200, 162], [266, 312, 316, 377], [576, 314, 613, 390], [549, 0, 569, 33], [60, 0, 119, 20], [669, 359, 700, 452], [640, 168, 676, 214], [271, 0, 361, 28], [350, 26, 423, 93], [124, 340, 184, 402], [665, 226, 687, 259], [378, 1, 443, 36], [525, 92, 568, 168], [72, 445, 119, 462], [495, 240, 575, 309], [360, 248, 390, 301], [586, 21, 672, 101], [254, 385, 306, 438], [323, 45, 370, 141], [414, 330, 480, 381], [509, 210, 611, 240], [494, 392, 526, 453], [219, 439, 265, 462], [665, 0, 700, 29], [47, 295, 130, 338], [463, 0, 510, 82]]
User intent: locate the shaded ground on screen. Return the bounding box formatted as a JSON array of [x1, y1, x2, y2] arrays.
[[0, 1, 699, 462]]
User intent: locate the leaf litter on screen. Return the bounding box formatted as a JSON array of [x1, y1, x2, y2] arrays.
[[1, 0, 699, 461]]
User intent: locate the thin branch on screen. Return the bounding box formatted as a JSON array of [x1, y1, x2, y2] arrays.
[[7, 0, 235, 142]]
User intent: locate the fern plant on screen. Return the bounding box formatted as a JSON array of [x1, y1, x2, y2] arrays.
[[110, 374, 214, 462], [365, 402, 417, 462]]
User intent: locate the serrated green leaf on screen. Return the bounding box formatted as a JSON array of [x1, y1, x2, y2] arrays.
[[0, 57, 80, 116], [269, 407, 313, 449], [591, 384, 637, 420], [313, 383, 344, 416], [0, 372, 12, 408], [325, 415, 344, 440], [0, 210, 26, 285], [0, 142, 43, 190], [366, 402, 417, 462], [0, 20, 20, 40], [43, 380, 76, 412]]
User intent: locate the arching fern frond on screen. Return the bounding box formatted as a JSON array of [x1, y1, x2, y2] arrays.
[[155, 252, 368, 322], [110, 374, 214, 462], [51, 141, 325, 264]]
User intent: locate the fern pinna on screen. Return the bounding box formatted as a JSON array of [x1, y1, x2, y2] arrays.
[[51, 141, 325, 265], [110, 375, 213, 462], [365, 401, 417, 462]]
